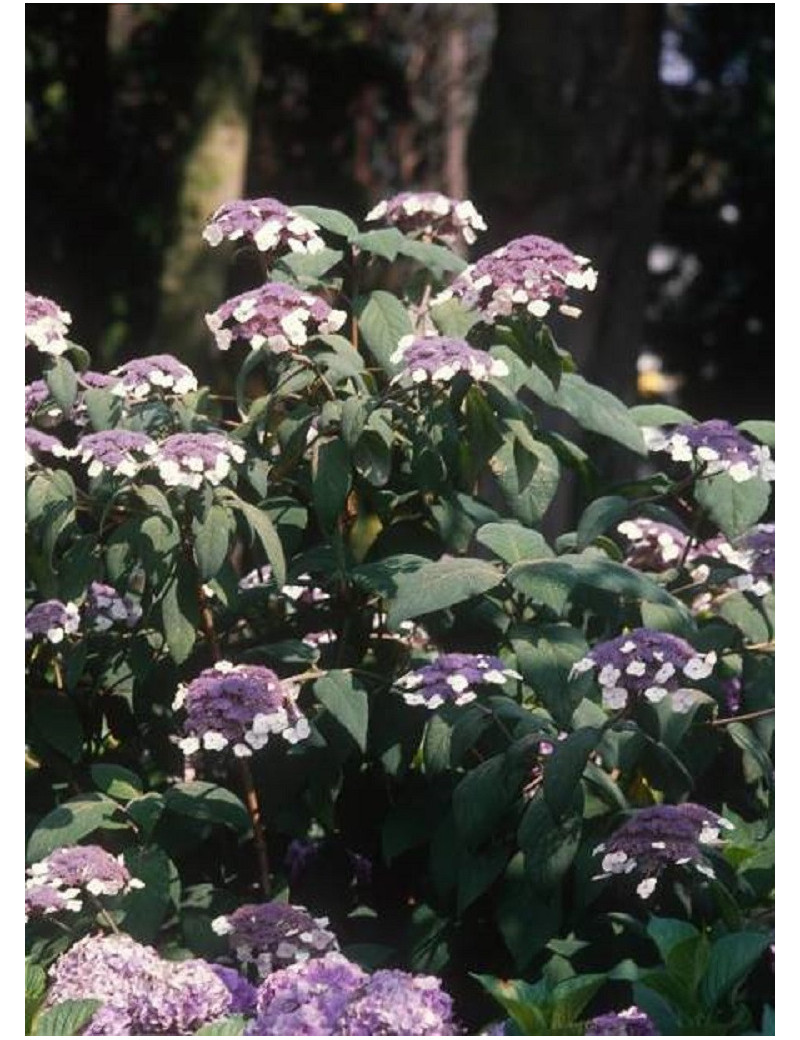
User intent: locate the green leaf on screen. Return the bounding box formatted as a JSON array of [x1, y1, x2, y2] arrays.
[[695, 473, 771, 540], [386, 556, 503, 627], [397, 237, 467, 276], [26, 794, 125, 862], [119, 845, 178, 942], [193, 504, 232, 581], [496, 855, 563, 969], [126, 793, 165, 840], [737, 420, 774, 448], [550, 974, 605, 1028], [491, 435, 560, 525], [83, 386, 122, 430], [279, 247, 343, 282], [353, 430, 391, 487], [220, 490, 287, 585], [292, 204, 358, 239], [194, 1017, 247, 1036], [576, 496, 631, 550], [472, 974, 549, 1034], [510, 624, 588, 724], [351, 227, 405, 260], [45, 356, 79, 413], [312, 438, 352, 533], [457, 846, 509, 913], [160, 567, 198, 665], [355, 291, 413, 372], [716, 591, 771, 644], [430, 298, 480, 338], [629, 403, 695, 426], [33, 999, 101, 1036], [164, 782, 251, 834], [543, 727, 601, 819], [26, 960, 47, 1033], [28, 695, 84, 763], [699, 931, 773, 1008], [518, 796, 582, 890], [476, 523, 554, 567], [314, 671, 369, 752], [90, 764, 143, 802], [646, 917, 700, 962]]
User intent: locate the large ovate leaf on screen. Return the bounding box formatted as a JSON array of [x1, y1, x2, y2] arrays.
[[699, 931, 773, 1008], [27, 794, 126, 863], [355, 291, 413, 372], [476, 522, 554, 565], [543, 726, 601, 819], [32, 999, 102, 1036], [164, 782, 251, 834], [694, 472, 771, 539], [385, 556, 503, 627], [314, 671, 369, 752], [293, 204, 358, 239]]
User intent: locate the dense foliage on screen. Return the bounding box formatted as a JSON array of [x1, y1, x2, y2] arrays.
[[25, 192, 774, 1035]]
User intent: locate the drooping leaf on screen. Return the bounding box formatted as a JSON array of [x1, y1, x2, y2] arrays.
[[386, 556, 503, 628], [355, 291, 413, 372], [694, 473, 771, 540], [314, 672, 369, 752], [27, 794, 126, 863], [33, 999, 102, 1036], [164, 782, 251, 834], [292, 204, 358, 239]]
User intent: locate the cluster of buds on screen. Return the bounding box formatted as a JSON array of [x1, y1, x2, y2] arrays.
[[109, 354, 197, 400], [365, 191, 487, 247], [644, 419, 774, 483], [203, 197, 326, 260], [25, 599, 81, 644], [395, 652, 521, 709], [389, 335, 509, 385], [212, 902, 339, 979], [154, 431, 246, 490], [85, 581, 142, 631]]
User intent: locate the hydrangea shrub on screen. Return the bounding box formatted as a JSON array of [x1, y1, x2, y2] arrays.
[[25, 191, 774, 1035]]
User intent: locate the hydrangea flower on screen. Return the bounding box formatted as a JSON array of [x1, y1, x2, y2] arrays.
[[80, 370, 118, 391], [85, 582, 142, 631], [365, 192, 487, 246], [617, 518, 690, 572], [77, 430, 158, 478], [46, 933, 236, 1035], [203, 197, 326, 259], [586, 1006, 660, 1035], [27, 844, 144, 899], [246, 952, 457, 1036], [211, 902, 339, 978], [206, 282, 346, 353], [396, 652, 521, 708], [643, 420, 775, 483], [25, 291, 72, 355], [25, 380, 59, 423], [389, 335, 509, 385], [592, 803, 733, 899], [25, 599, 81, 644], [109, 354, 198, 400], [154, 432, 246, 489], [570, 628, 717, 713], [692, 524, 775, 598], [239, 565, 331, 610], [436, 234, 597, 323], [173, 660, 311, 757], [208, 964, 258, 1016], [25, 427, 74, 468], [25, 881, 82, 921]]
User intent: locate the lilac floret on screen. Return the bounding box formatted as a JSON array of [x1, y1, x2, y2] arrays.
[[25, 427, 75, 468], [154, 431, 246, 489], [77, 430, 158, 478], [110, 354, 198, 400], [617, 518, 689, 572], [206, 282, 346, 354], [86, 581, 142, 631], [203, 197, 325, 259], [366, 191, 487, 246], [586, 1006, 660, 1035], [25, 599, 81, 644], [396, 652, 521, 709], [436, 234, 597, 323], [25, 291, 72, 355], [211, 902, 339, 979], [46, 933, 234, 1035], [339, 968, 456, 1035], [173, 660, 311, 757], [25, 380, 55, 421], [25, 881, 82, 920], [390, 335, 509, 384], [209, 964, 258, 1015], [592, 803, 733, 899], [644, 419, 774, 483], [570, 628, 717, 714]]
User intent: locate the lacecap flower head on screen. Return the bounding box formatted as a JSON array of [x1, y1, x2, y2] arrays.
[[154, 431, 246, 489], [86, 581, 142, 631], [691, 523, 775, 600], [585, 1006, 660, 1036], [436, 233, 597, 323], [617, 517, 689, 572], [396, 652, 521, 709], [25, 291, 72, 356], [26, 844, 144, 901], [25, 599, 81, 644], [109, 354, 197, 400], [25, 881, 83, 921], [390, 335, 509, 385], [173, 660, 311, 757], [570, 628, 717, 714], [366, 191, 487, 247], [203, 197, 325, 259], [25, 427, 75, 469], [206, 282, 346, 353], [592, 802, 733, 900], [77, 430, 158, 479], [644, 419, 774, 483], [211, 901, 339, 979]]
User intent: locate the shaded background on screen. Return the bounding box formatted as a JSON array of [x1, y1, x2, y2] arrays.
[[25, 2, 774, 421]]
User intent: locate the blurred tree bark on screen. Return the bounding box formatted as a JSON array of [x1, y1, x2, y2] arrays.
[[470, 4, 666, 402], [155, 5, 263, 372]]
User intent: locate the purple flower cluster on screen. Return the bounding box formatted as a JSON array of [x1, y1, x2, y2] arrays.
[[25, 427, 74, 469], [436, 234, 597, 323], [25, 880, 83, 920], [25, 380, 59, 423], [173, 660, 311, 757], [586, 1006, 660, 1036], [644, 420, 775, 483], [695, 524, 775, 598], [27, 844, 144, 901], [212, 901, 339, 979], [365, 192, 487, 246], [208, 964, 258, 1016], [396, 652, 521, 709], [86, 582, 142, 632], [25, 291, 72, 356], [25, 599, 81, 644], [616, 518, 689, 572], [206, 282, 346, 354], [239, 566, 331, 612], [203, 197, 326, 259], [109, 354, 197, 400], [77, 430, 158, 478], [570, 628, 717, 714], [154, 431, 246, 489], [246, 952, 457, 1036], [593, 803, 733, 899], [389, 335, 509, 385], [46, 933, 239, 1035]]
